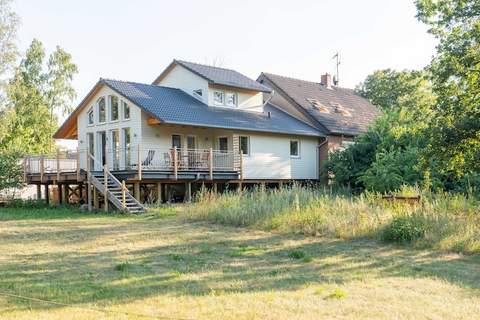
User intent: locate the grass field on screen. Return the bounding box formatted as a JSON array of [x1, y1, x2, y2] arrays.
[[0, 206, 479, 319]]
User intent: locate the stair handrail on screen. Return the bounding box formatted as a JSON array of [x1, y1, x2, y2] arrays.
[[86, 152, 144, 211]]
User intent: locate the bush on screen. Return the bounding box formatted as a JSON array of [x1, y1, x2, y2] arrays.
[[5, 199, 47, 209], [381, 215, 426, 243]]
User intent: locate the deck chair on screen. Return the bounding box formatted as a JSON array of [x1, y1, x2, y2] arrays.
[[141, 150, 155, 167]]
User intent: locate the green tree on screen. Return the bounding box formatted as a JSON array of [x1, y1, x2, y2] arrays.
[[0, 39, 77, 155], [416, 0, 480, 178], [0, 0, 18, 83], [0, 150, 23, 192]]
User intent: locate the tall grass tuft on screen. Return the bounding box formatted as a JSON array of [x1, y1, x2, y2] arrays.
[[182, 184, 480, 254]]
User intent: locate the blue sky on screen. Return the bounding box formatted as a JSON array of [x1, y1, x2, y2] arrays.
[[15, 0, 437, 106]]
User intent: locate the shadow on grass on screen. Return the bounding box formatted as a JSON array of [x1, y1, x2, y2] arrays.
[[0, 212, 479, 313]]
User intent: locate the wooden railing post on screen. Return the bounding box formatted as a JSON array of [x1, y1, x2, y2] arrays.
[[173, 146, 178, 180], [76, 147, 80, 181], [137, 144, 142, 181], [209, 148, 213, 180], [56, 149, 61, 181], [122, 180, 126, 210], [104, 162, 108, 212], [40, 155, 45, 182], [239, 150, 244, 181]]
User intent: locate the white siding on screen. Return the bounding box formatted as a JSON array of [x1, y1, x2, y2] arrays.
[[241, 133, 319, 180], [157, 65, 210, 104], [208, 86, 264, 111]]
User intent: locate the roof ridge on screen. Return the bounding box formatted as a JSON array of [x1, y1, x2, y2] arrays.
[[261, 72, 355, 91], [175, 59, 240, 73]]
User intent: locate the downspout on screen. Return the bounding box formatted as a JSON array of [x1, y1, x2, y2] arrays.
[[317, 138, 329, 180]]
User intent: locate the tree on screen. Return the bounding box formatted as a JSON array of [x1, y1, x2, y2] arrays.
[[0, 0, 18, 83], [0, 39, 77, 155], [0, 150, 23, 193], [416, 0, 480, 178], [325, 69, 436, 192]]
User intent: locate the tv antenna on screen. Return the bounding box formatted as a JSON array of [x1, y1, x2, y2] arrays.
[[332, 52, 340, 86]]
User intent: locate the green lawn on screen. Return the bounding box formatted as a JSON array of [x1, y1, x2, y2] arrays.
[[0, 207, 479, 319]]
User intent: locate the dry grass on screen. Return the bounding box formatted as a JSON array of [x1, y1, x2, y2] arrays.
[[0, 206, 479, 319], [183, 185, 480, 254]]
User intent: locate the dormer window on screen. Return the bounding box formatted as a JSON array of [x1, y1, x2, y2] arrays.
[[213, 91, 224, 105], [193, 89, 203, 97], [226, 92, 237, 107]]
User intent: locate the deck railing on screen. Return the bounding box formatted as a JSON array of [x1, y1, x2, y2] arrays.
[[23, 147, 242, 180]]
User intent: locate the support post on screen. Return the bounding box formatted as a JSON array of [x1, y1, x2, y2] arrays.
[[56, 149, 61, 181], [260, 182, 266, 193], [63, 184, 70, 204], [237, 181, 243, 194], [36, 184, 42, 200], [57, 183, 63, 204], [79, 184, 83, 202], [185, 182, 192, 202], [137, 144, 142, 181], [93, 187, 99, 210], [87, 182, 92, 211], [209, 148, 213, 180], [279, 181, 284, 189], [104, 163, 108, 212], [213, 182, 218, 194], [40, 155, 45, 183], [156, 182, 163, 205], [76, 147, 81, 181], [122, 180, 126, 210], [44, 184, 49, 205], [87, 151, 92, 211], [173, 147, 178, 180], [134, 182, 141, 202]]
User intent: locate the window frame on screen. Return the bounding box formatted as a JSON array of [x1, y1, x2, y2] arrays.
[[290, 140, 300, 158], [193, 89, 203, 97], [171, 134, 183, 149], [87, 107, 94, 126], [109, 95, 119, 122], [225, 92, 237, 108], [97, 96, 106, 124], [213, 91, 225, 106], [239, 136, 250, 156], [122, 100, 130, 121], [218, 136, 228, 153]]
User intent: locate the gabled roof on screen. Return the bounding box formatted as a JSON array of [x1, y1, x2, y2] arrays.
[[153, 59, 272, 93], [259, 73, 380, 136], [54, 79, 322, 139]]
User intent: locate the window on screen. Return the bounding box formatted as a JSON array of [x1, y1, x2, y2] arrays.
[[218, 137, 228, 152], [98, 97, 106, 123], [123, 128, 131, 168], [187, 136, 196, 149], [110, 96, 119, 121], [226, 92, 237, 107], [290, 140, 299, 157], [213, 91, 224, 105], [122, 100, 130, 120], [172, 135, 182, 148], [193, 89, 203, 97], [239, 136, 249, 155], [111, 130, 120, 170], [87, 107, 94, 125]]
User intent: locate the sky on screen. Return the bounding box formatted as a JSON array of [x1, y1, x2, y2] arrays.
[[14, 0, 437, 114]]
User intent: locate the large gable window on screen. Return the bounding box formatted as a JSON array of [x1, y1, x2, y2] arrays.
[[98, 97, 106, 123], [213, 91, 224, 105], [87, 107, 94, 125], [122, 100, 130, 120], [110, 95, 119, 121], [226, 92, 237, 107]]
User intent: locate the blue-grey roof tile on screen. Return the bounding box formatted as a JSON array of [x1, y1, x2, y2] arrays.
[[103, 79, 322, 137]]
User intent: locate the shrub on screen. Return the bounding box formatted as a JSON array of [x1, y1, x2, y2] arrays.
[[382, 215, 426, 243]]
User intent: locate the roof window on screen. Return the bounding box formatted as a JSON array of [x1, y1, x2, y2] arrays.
[[306, 98, 329, 113]]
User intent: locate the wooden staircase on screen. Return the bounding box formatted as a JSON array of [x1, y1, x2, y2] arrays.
[[88, 154, 145, 213]]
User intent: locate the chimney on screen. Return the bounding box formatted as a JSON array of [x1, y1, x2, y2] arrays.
[[321, 73, 332, 88]]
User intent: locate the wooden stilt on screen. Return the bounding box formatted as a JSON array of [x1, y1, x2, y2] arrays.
[[63, 184, 70, 204], [44, 184, 50, 206], [93, 187, 99, 210], [185, 182, 192, 202], [87, 183, 92, 211], [237, 181, 243, 194], [157, 182, 163, 205], [213, 182, 218, 194], [36, 184, 42, 200], [134, 183, 141, 201], [57, 183, 63, 204]]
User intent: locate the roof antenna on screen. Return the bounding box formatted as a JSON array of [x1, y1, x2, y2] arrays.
[[332, 52, 340, 86]]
